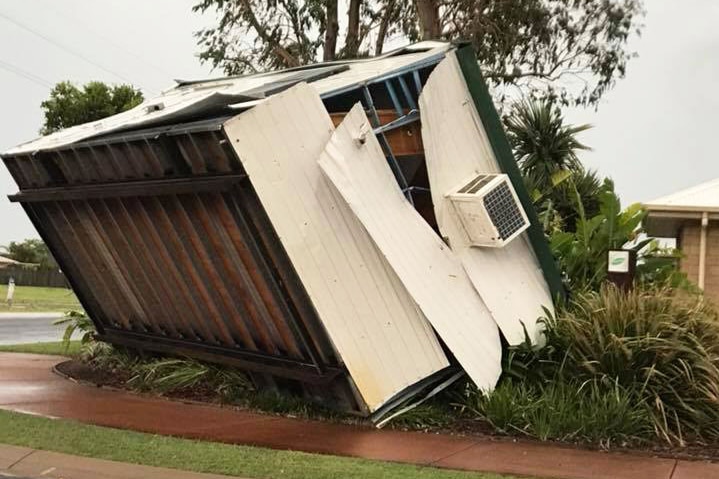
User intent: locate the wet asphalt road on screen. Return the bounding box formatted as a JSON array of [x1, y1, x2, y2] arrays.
[[0, 313, 66, 345]]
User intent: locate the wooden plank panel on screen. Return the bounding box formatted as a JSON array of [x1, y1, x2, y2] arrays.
[[141, 196, 231, 345], [129, 196, 218, 342], [419, 52, 554, 345], [41, 202, 130, 331], [154, 195, 245, 347], [175, 194, 260, 351], [223, 83, 449, 411], [194, 194, 286, 356], [319, 103, 502, 392], [77, 199, 164, 334], [222, 188, 333, 364]]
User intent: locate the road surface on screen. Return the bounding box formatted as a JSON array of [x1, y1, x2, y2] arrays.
[[0, 312, 67, 345]]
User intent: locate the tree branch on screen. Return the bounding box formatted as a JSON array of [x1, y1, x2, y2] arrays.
[[239, 0, 300, 67]]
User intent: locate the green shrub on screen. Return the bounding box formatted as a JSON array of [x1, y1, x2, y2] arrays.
[[550, 181, 647, 292], [501, 285, 719, 445], [126, 357, 253, 402], [382, 403, 454, 431], [460, 380, 651, 445], [53, 310, 95, 351]]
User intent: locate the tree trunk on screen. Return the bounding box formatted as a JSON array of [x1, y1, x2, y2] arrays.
[[415, 0, 441, 40], [324, 0, 339, 61], [375, 0, 396, 55], [239, 0, 300, 67], [344, 0, 362, 58]]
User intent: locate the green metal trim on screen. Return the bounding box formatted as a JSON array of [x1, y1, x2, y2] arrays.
[[455, 46, 565, 300]]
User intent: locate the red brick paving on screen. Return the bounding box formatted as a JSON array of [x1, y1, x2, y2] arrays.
[[1, 352, 717, 479]]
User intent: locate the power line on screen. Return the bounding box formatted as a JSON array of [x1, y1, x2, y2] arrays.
[[0, 10, 154, 93], [0, 59, 53, 88]]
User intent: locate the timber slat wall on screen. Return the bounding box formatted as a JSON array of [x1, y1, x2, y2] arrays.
[[0, 266, 68, 288], [4, 120, 347, 394]]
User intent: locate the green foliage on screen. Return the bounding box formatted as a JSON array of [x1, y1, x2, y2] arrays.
[[41, 81, 143, 135], [127, 357, 252, 402], [382, 403, 454, 431], [505, 99, 603, 234], [53, 310, 95, 353], [506, 99, 591, 193], [461, 380, 651, 445], [1, 238, 56, 269], [499, 285, 719, 445], [550, 168, 604, 233], [637, 241, 695, 291], [193, 0, 643, 106], [549, 180, 646, 292]]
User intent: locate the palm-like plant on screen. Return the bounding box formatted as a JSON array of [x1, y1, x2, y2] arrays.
[[506, 99, 592, 193], [506, 99, 597, 232]]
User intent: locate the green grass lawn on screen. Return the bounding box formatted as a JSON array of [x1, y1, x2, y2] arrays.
[[0, 409, 526, 479], [0, 285, 81, 312], [0, 340, 80, 356]]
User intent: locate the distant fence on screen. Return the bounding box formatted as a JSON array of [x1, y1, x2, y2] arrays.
[[0, 266, 69, 288]]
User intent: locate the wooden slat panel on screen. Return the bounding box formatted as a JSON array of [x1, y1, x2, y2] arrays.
[[84, 199, 169, 336], [41, 202, 129, 330], [191, 194, 280, 354], [151, 195, 238, 346], [3, 156, 30, 188], [110, 198, 193, 338], [129, 196, 219, 342], [175, 194, 260, 350], [210, 193, 303, 358], [71, 147, 102, 182]]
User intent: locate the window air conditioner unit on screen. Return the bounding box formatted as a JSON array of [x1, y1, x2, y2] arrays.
[[446, 173, 530, 248]]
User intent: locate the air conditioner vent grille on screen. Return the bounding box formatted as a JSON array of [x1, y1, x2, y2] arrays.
[[482, 182, 527, 240], [457, 174, 494, 194]]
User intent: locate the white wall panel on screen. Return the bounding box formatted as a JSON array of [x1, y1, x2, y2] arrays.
[[318, 104, 502, 391], [420, 52, 554, 345], [223, 83, 449, 411]]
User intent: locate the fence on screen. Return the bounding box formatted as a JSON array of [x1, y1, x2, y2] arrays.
[[0, 266, 69, 288]]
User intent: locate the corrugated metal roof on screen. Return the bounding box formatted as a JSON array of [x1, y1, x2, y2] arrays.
[[4, 42, 451, 157], [645, 177, 719, 211]]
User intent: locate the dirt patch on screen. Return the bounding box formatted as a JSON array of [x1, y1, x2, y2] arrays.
[[55, 359, 130, 389]]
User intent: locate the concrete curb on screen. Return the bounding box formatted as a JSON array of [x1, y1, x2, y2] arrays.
[[0, 312, 64, 320]]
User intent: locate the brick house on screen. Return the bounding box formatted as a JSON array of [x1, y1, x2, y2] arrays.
[[644, 178, 719, 301]]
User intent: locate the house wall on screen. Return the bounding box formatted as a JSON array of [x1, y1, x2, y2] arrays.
[[680, 221, 719, 303]]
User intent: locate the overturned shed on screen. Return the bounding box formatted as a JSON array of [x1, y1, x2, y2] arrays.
[[2, 42, 561, 416]]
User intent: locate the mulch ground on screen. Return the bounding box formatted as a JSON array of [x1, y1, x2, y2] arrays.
[[55, 359, 719, 463]]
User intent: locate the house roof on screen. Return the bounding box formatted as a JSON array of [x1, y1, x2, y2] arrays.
[[643, 178, 719, 237], [0, 256, 20, 268], [2, 41, 452, 157], [644, 177, 719, 213]]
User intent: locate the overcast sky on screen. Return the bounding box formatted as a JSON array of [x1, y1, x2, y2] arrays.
[[0, 0, 717, 245]]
